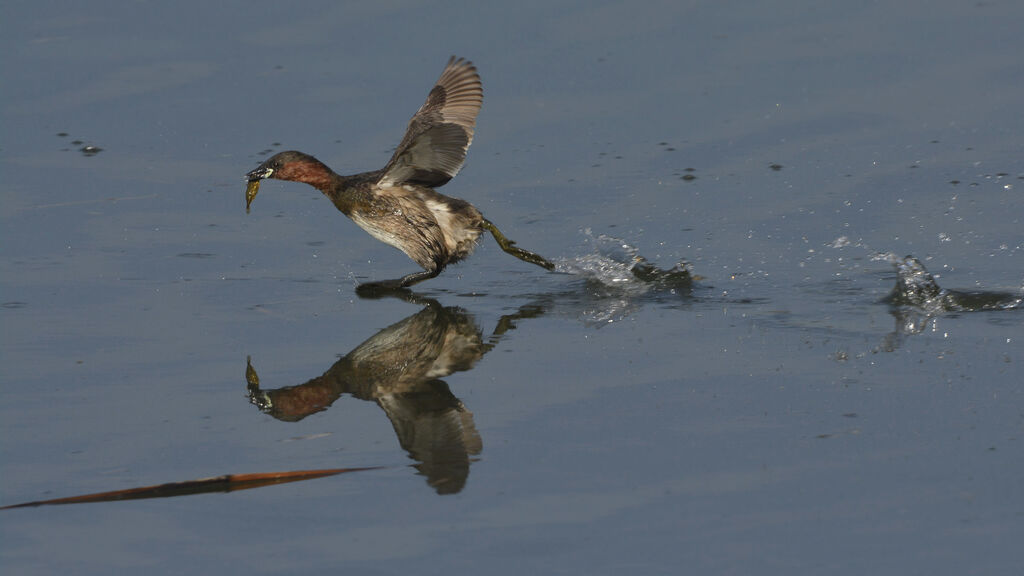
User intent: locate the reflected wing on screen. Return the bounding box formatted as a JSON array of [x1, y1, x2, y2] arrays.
[[379, 57, 482, 188]]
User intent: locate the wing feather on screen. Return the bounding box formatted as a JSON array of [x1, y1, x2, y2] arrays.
[[379, 57, 482, 188]]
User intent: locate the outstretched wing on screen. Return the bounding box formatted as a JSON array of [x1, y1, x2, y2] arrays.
[[378, 56, 482, 188]]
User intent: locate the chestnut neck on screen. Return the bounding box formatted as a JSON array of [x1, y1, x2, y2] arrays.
[[280, 158, 346, 194]]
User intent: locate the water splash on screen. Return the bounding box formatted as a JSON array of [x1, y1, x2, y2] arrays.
[[555, 231, 694, 296], [884, 255, 946, 314], [549, 230, 695, 325], [882, 254, 1022, 313]]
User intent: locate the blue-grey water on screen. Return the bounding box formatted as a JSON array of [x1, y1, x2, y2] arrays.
[[2, 1, 1022, 574]]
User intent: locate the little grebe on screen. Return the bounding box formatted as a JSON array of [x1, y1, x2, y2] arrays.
[[245, 56, 554, 289]]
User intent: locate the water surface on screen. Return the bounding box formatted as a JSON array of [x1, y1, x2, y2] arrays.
[[2, 1, 1023, 574]]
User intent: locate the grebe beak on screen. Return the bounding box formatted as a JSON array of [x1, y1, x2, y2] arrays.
[[246, 166, 274, 180]]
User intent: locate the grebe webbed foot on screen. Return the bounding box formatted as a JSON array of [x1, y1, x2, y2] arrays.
[[356, 267, 442, 296], [482, 219, 555, 271], [356, 279, 412, 299], [355, 282, 414, 300]]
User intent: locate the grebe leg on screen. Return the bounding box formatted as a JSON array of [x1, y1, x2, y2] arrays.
[[399, 267, 443, 287], [482, 219, 555, 270]]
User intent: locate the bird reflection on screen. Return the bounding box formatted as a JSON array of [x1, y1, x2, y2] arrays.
[[245, 296, 544, 494]]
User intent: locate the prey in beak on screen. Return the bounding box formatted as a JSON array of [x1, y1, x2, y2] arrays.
[[245, 179, 261, 214], [244, 164, 274, 214]]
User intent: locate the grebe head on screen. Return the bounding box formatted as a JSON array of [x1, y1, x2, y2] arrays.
[[246, 150, 325, 182], [245, 151, 337, 212]]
